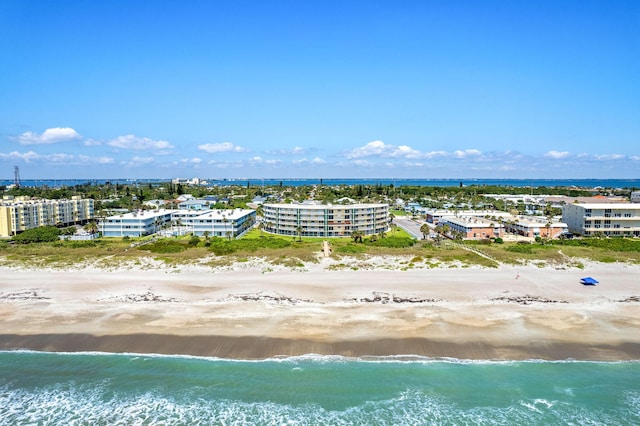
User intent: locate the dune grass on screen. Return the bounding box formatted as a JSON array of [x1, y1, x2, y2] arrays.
[[1, 230, 638, 269]]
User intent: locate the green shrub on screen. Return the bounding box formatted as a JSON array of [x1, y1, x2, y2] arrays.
[[494, 237, 504, 244], [12, 226, 60, 244], [208, 236, 292, 255], [506, 244, 534, 254], [556, 238, 640, 252], [336, 244, 367, 254], [370, 236, 415, 248]]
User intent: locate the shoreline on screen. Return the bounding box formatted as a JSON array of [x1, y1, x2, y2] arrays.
[[1, 258, 639, 361], [2, 334, 640, 361]]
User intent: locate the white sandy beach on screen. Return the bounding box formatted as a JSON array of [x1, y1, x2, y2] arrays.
[[1, 257, 639, 360]]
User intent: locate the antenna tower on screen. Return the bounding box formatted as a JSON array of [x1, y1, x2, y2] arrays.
[[14, 166, 21, 188]]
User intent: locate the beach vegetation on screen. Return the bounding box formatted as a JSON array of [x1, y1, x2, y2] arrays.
[[139, 239, 187, 253], [12, 226, 60, 244], [369, 236, 415, 248], [336, 244, 367, 254]]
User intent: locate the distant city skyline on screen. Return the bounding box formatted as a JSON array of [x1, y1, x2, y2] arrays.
[[1, 1, 639, 180]]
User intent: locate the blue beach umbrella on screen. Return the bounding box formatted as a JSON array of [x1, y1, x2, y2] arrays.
[[580, 277, 599, 285]]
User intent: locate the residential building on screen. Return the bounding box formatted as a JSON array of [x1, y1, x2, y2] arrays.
[[178, 199, 210, 210], [190, 209, 255, 238], [425, 209, 511, 225], [631, 191, 640, 203], [262, 203, 389, 238], [439, 216, 504, 240], [0, 196, 95, 237], [99, 208, 255, 238], [562, 203, 640, 237], [507, 216, 568, 239], [100, 209, 173, 237]]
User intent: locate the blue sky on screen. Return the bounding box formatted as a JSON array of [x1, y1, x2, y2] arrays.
[[1, 0, 639, 180]]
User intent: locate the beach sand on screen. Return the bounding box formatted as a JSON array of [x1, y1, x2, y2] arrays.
[[1, 258, 639, 360]]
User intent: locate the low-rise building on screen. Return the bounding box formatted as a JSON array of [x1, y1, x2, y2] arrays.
[[0, 196, 95, 237], [262, 203, 389, 238], [100, 209, 173, 237], [99, 208, 255, 238], [425, 209, 511, 225], [562, 203, 640, 237], [439, 216, 504, 240], [508, 216, 568, 239], [178, 199, 210, 210]]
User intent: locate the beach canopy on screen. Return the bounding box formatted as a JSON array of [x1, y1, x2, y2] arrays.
[[580, 277, 599, 285]]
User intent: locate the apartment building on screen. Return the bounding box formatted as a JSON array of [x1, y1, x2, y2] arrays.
[[508, 216, 568, 239], [262, 203, 389, 238], [438, 216, 504, 240], [0, 196, 95, 237], [99, 208, 255, 238], [100, 209, 173, 237], [425, 209, 511, 225], [562, 203, 640, 237]]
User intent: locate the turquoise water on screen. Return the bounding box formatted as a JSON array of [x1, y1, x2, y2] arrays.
[[1, 351, 639, 425]]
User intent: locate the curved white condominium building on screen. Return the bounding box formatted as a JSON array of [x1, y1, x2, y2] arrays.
[[262, 203, 389, 238]]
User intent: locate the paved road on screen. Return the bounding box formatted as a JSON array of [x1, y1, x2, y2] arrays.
[[393, 216, 432, 240]]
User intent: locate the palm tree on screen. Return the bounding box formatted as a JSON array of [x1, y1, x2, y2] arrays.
[[257, 221, 265, 236], [295, 226, 303, 242], [84, 221, 99, 235], [222, 216, 229, 239], [419, 224, 430, 240], [264, 221, 273, 234], [351, 229, 364, 243]]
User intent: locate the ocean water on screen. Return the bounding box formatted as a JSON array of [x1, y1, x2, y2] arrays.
[[2, 177, 639, 189], [1, 352, 639, 425]]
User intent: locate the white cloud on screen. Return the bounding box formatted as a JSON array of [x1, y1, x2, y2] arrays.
[[77, 155, 114, 164], [392, 145, 423, 159], [347, 141, 482, 161], [83, 139, 102, 146], [49, 153, 75, 163], [0, 150, 42, 161], [453, 149, 482, 158], [351, 159, 374, 167], [424, 150, 448, 158], [268, 146, 306, 155], [98, 157, 114, 164], [108, 134, 173, 150], [544, 150, 570, 159], [630, 156, 640, 161], [121, 156, 155, 167], [181, 157, 203, 165], [198, 142, 247, 153], [346, 140, 389, 159], [18, 127, 82, 145], [293, 156, 326, 165], [595, 154, 625, 160]]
